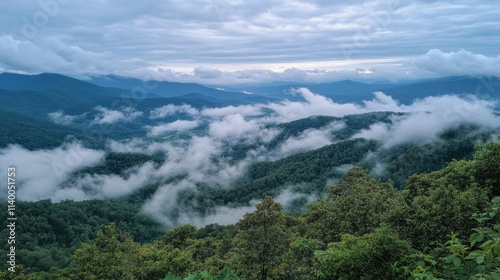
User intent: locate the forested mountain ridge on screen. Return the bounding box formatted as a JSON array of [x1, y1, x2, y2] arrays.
[[2, 138, 499, 279], [1, 72, 500, 278]]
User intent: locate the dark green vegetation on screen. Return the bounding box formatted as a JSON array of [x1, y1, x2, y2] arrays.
[[2, 139, 499, 279], [0, 109, 101, 150], [0, 199, 164, 275], [74, 152, 164, 176], [2, 73, 500, 278]]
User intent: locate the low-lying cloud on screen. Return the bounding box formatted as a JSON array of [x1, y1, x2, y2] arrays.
[[143, 186, 317, 228], [149, 104, 199, 119], [2, 88, 499, 228], [278, 122, 344, 156], [93, 106, 143, 124], [148, 120, 200, 136], [48, 110, 84, 125], [0, 142, 104, 201], [354, 94, 499, 147], [66, 162, 158, 199]]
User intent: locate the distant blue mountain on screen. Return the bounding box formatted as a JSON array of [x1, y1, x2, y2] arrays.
[[0, 72, 128, 97], [0, 73, 274, 123], [1, 73, 498, 120], [240, 76, 500, 104], [88, 74, 273, 103], [382, 76, 500, 104]]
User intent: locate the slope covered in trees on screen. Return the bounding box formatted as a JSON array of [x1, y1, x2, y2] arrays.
[[2, 138, 499, 279]]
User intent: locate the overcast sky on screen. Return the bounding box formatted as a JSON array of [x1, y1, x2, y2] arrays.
[[0, 0, 499, 84]]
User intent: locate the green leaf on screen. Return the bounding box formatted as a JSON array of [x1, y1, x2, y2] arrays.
[[416, 260, 425, 267], [470, 233, 479, 247], [486, 250, 494, 264], [476, 255, 484, 264], [494, 241, 500, 256], [453, 257, 462, 267], [469, 232, 484, 247]]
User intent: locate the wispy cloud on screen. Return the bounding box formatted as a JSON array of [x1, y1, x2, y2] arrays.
[[149, 104, 199, 119], [0, 142, 104, 201], [92, 106, 142, 124], [147, 120, 200, 136], [353, 94, 499, 147], [48, 110, 83, 125]]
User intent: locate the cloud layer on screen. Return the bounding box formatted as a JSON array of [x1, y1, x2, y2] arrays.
[[0, 1, 498, 83], [1, 88, 499, 227]]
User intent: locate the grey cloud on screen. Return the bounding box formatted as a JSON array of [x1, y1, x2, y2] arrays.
[[0, 1, 498, 82], [414, 49, 500, 77]]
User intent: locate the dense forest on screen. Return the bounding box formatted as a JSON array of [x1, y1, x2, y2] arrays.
[[1, 73, 500, 279], [1, 138, 499, 279]]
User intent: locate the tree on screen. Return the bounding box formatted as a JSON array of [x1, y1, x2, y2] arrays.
[[305, 166, 401, 243], [315, 226, 412, 280], [164, 224, 197, 248], [277, 237, 324, 280], [409, 197, 500, 279], [474, 138, 500, 197], [73, 223, 139, 279], [229, 196, 291, 280], [0, 265, 34, 280], [390, 154, 491, 249]]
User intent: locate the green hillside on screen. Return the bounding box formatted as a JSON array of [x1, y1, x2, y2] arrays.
[[1, 139, 499, 279], [0, 109, 101, 150]]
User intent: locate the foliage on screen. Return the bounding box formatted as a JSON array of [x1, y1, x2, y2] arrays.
[[474, 138, 500, 196], [2, 123, 498, 278], [75, 152, 164, 176], [408, 197, 500, 279], [229, 196, 291, 280], [314, 226, 412, 280], [388, 139, 500, 249], [277, 237, 324, 279], [0, 199, 164, 273], [305, 166, 401, 243], [175, 138, 379, 218], [0, 108, 101, 150], [369, 124, 493, 188], [73, 223, 140, 279]]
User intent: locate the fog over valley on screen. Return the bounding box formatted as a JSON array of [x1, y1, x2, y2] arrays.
[[1, 77, 499, 227], [1, 1, 500, 278]]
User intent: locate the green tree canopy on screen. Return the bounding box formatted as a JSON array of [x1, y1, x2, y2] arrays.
[[229, 196, 291, 280], [305, 166, 401, 243]]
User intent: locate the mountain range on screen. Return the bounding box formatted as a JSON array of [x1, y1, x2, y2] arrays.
[[1, 73, 498, 110]]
